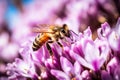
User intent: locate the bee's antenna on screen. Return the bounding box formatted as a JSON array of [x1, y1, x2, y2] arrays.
[[69, 30, 78, 36], [69, 30, 79, 42]]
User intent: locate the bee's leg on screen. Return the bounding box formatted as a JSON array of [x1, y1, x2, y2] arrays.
[[57, 41, 65, 52], [57, 41, 63, 48], [46, 41, 54, 56], [46, 41, 54, 62]]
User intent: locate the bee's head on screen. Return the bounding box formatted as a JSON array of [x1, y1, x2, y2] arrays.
[[60, 24, 70, 38]]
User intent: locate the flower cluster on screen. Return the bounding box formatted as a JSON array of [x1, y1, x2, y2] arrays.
[[0, 0, 120, 80], [6, 18, 120, 80]]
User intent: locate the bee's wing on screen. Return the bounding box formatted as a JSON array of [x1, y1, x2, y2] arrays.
[[36, 24, 60, 29], [32, 24, 59, 33], [34, 24, 50, 29], [31, 27, 53, 33], [36, 24, 51, 28]]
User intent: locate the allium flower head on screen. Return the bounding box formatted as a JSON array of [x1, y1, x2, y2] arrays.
[[6, 18, 120, 80], [1, 0, 120, 79]]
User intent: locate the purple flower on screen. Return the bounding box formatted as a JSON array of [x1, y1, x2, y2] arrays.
[[6, 19, 120, 80], [107, 18, 120, 52], [1, 0, 120, 79], [51, 56, 82, 80], [6, 58, 36, 78], [98, 18, 120, 52], [106, 57, 120, 80], [70, 27, 110, 71], [5, 19, 120, 80], [97, 22, 111, 38], [6, 40, 38, 79], [6, 51, 37, 79]]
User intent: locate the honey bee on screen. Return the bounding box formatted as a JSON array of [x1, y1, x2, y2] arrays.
[[32, 24, 71, 56]]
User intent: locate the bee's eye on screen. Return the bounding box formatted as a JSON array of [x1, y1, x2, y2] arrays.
[[61, 29, 66, 33]]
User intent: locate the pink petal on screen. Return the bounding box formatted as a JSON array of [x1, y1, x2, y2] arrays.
[[51, 70, 69, 80], [60, 56, 74, 75], [74, 61, 81, 75]]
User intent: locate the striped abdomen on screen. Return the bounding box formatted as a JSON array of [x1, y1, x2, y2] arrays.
[[32, 34, 50, 51]]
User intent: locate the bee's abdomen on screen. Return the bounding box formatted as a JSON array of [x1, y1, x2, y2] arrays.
[[32, 34, 50, 51], [32, 37, 41, 51]]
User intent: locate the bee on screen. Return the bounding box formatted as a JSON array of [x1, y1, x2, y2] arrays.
[[32, 24, 71, 56]]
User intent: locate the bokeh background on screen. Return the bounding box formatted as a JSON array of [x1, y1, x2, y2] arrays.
[[0, 0, 120, 79]]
